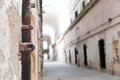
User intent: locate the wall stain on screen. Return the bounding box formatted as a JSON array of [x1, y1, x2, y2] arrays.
[[112, 38, 118, 49], [118, 31, 120, 38], [112, 37, 120, 64], [31, 15, 35, 27], [31, 14, 36, 80]]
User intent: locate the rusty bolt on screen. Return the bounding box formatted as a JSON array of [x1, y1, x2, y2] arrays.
[[31, 3, 35, 8], [19, 42, 35, 52], [108, 18, 112, 22]]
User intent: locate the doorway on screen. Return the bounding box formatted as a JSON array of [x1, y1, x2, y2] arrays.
[[65, 50, 67, 62], [69, 50, 71, 63], [98, 39, 106, 69], [83, 44, 88, 66], [75, 48, 78, 64]]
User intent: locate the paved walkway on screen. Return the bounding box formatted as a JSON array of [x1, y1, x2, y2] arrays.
[[43, 61, 120, 80]]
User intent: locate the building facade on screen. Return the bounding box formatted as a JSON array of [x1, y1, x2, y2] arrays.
[[61, 0, 120, 75], [0, 0, 43, 80]]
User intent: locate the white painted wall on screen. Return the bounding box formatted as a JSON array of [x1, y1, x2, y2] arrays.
[[64, 0, 120, 75], [0, 0, 22, 80]]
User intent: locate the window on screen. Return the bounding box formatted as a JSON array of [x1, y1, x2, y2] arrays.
[[75, 11, 78, 18], [82, 0, 85, 9]]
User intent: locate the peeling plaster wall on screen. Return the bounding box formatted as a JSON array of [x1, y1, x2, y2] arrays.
[[0, 0, 22, 80], [64, 0, 120, 75], [30, 0, 43, 80], [0, 0, 43, 80]]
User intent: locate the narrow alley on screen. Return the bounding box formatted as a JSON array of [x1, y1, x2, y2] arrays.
[[1, 0, 120, 80], [43, 61, 120, 80]]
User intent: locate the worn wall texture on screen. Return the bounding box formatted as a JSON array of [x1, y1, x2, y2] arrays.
[[63, 0, 120, 75], [0, 0, 43, 80], [55, 36, 65, 62], [0, 0, 22, 80], [30, 0, 43, 80]]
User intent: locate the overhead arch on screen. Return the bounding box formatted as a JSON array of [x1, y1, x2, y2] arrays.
[[42, 25, 55, 44], [42, 0, 70, 45], [43, 35, 51, 45]]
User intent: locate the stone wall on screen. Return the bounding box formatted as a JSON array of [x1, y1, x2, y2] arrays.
[[0, 0, 22, 80], [0, 0, 43, 80], [64, 0, 120, 75], [30, 0, 43, 80]]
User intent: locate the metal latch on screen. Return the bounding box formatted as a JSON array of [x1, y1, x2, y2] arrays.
[[22, 25, 33, 30], [19, 43, 35, 52]]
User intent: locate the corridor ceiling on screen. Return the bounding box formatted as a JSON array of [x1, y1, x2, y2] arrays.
[[42, 0, 70, 45]]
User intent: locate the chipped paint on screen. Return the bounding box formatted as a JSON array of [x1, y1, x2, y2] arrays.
[[113, 54, 120, 64], [112, 37, 120, 64], [31, 15, 36, 80], [31, 51, 36, 80], [112, 38, 118, 49], [31, 15, 35, 27], [118, 31, 120, 38]]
